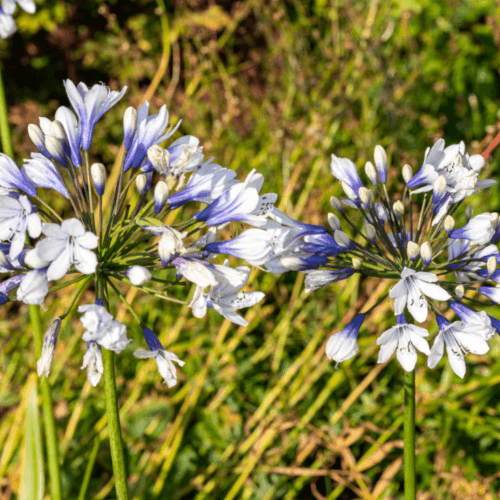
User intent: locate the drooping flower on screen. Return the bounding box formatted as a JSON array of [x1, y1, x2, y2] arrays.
[[81, 342, 104, 387], [325, 313, 364, 365], [134, 328, 185, 387], [37, 318, 61, 378], [189, 261, 265, 326]]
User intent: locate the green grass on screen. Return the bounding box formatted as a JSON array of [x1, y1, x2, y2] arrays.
[[1, 0, 500, 498]]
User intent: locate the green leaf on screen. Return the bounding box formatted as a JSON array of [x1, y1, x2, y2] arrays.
[[20, 377, 44, 500]]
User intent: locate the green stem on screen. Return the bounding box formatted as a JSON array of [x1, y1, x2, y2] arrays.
[[102, 348, 129, 500], [404, 370, 416, 500], [0, 66, 13, 157], [31, 306, 62, 500]]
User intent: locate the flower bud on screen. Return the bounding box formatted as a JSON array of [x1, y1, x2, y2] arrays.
[[352, 257, 362, 269], [148, 145, 171, 176], [359, 187, 374, 206], [175, 172, 186, 191], [491, 212, 500, 230], [465, 205, 473, 222], [334, 230, 351, 248], [328, 213, 341, 231], [82, 342, 104, 387], [136, 174, 147, 194], [158, 232, 180, 266], [420, 242, 432, 266], [24, 249, 50, 269], [393, 200, 404, 218], [365, 161, 378, 185], [0, 250, 7, 268], [444, 215, 455, 233], [374, 145, 387, 183], [28, 124, 46, 152], [126, 265, 152, 286], [407, 241, 420, 261], [49, 120, 68, 143], [123, 107, 138, 150], [455, 284, 464, 300], [487, 256, 497, 277], [402, 164, 413, 183], [330, 196, 343, 212], [365, 222, 376, 242], [37, 317, 61, 378], [341, 181, 357, 201], [154, 180, 169, 214], [45, 136, 68, 167], [91, 163, 106, 196], [432, 175, 447, 202]]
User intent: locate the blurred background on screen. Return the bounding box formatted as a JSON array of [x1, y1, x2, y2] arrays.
[[1, 0, 500, 498]]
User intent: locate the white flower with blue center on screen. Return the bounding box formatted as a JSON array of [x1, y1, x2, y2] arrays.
[[326, 313, 364, 365]]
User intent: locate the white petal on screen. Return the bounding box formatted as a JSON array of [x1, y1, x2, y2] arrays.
[[397, 346, 417, 372], [417, 280, 451, 302], [46, 248, 71, 281], [428, 333, 445, 369]]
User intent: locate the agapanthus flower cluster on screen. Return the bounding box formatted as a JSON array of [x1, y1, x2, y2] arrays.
[[208, 139, 500, 377], [1, 80, 275, 387], [0, 0, 35, 38]]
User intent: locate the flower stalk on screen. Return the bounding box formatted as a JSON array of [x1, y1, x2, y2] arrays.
[[404, 370, 416, 500]]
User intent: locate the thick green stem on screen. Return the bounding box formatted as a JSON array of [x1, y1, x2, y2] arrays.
[[102, 348, 129, 500], [31, 306, 62, 500], [404, 369, 416, 500]]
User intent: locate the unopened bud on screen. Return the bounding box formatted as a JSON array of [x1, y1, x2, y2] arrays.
[[407, 241, 420, 261], [334, 230, 351, 248], [154, 180, 169, 214], [491, 212, 500, 230], [433, 175, 447, 200], [328, 213, 341, 231], [45, 136, 67, 167], [455, 284, 464, 300], [465, 205, 473, 222], [91, 163, 106, 196], [365, 223, 376, 242], [158, 228, 184, 266], [28, 124, 46, 152], [24, 249, 50, 269], [49, 120, 68, 142], [487, 256, 497, 276], [374, 145, 388, 183], [444, 215, 455, 233], [359, 187, 374, 205], [352, 257, 362, 269], [123, 107, 138, 150], [147, 145, 171, 176], [341, 181, 357, 201], [37, 317, 61, 378], [0, 250, 7, 268], [330, 196, 343, 213], [402, 164, 413, 184], [393, 200, 404, 217], [176, 172, 186, 191], [126, 265, 152, 286], [365, 161, 378, 185], [136, 174, 147, 194], [420, 242, 432, 266]]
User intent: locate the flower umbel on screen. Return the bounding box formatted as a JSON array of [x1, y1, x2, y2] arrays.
[[279, 140, 499, 373]]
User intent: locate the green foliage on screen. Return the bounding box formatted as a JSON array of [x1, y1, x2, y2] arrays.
[[1, 0, 500, 498]]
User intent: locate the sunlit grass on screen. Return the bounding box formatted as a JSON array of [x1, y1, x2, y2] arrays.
[[1, 0, 500, 498]]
